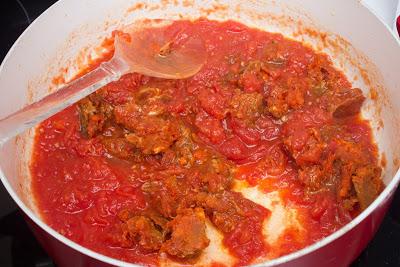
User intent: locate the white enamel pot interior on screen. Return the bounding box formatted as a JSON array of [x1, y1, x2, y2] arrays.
[[0, 0, 400, 266]]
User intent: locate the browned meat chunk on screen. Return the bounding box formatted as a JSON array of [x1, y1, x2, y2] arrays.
[[78, 94, 113, 138], [118, 209, 169, 229], [125, 216, 166, 251], [265, 85, 289, 118], [79, 86, 180, 156], [141, 176, 184, 219], [334, 139, 371, 164], [334, 154, 382, 211], [298, 165, 326, 192], [161, 208, 209, 259], [265, 80, 306, 119], [188, 191, 267, 233], [337, 162, 354, 199], [118, 208, 135, 222], [352, 166, 382, 210], [199, 192, 242, 233], [114, 87, 180, 155], [141, 136, 233, 217], [124, 123, 179, 155], [229, 90, 264, 124], [284, 120, 382, 211], [334, 141, 382, 207], [330, 88, 365, 118], [170, 127, 199, 167], [95, 124, 140, 160], [199, 157, 232, 193], [283, 127, 325, 167], [163, 127, 233, 193]]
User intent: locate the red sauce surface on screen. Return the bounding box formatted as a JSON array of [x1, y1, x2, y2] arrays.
[[31, 20, 382, 266]]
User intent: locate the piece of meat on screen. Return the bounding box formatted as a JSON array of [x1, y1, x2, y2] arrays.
[[113, 87, 180, 155], [265, 77, 307, 119], [281, 103, 381, 211], [161, 208, 209, 259], [145, 211, 170, 231], [142, 145, 233, 217], [172, 129, 233, 193], [170, 126, 199, 167], [287, 85, 305, 109], [118, 208, 169, 231], [199, 157, 232, 193], [97, 124, 140, 160], [95, 73, 142, 105], [352, 165, 382, 210], [283, 127, 325, 167], [107, 226, 135, 248], [113, 102, 152, 133], [200, 172, 231, 193], [125, 122, 179, 155], [135, 125, 234, 218], [298, 165, 326, 191], [338, 163, 354, 199], [330, 88, 365, 118], [311, 80, 329, 97], [141, 176, 184, 219], [173, 129, 233, 191], [265, 85, 289, 118], [78, 94, 113, 138], [330, 140, 382, 210], [118, 208, 135, 222], [307, 56, 334, 96], [189, 191, 268, 234], [229, 90, 264, 124], [334, 139, 370, 164], [302, 139, 382, 211], [126, 216, 166, 251]]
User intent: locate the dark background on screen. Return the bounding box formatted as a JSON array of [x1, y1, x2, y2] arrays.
[[1, 0, 400, 266]]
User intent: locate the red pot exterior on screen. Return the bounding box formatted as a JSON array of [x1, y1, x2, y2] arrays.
[[24, 214, 116, 267], [22, 184, 397, 267]]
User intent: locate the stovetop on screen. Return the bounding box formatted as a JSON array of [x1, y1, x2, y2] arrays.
[[1, 0, 400, 266]]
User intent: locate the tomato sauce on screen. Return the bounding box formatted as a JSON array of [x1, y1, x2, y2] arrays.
[[31, 19, 382, 266]]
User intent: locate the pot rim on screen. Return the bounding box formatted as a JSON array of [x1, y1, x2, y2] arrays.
[[0, 1, 399, 266]]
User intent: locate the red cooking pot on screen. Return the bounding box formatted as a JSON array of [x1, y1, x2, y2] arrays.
[[0, 0, 399, 266]]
